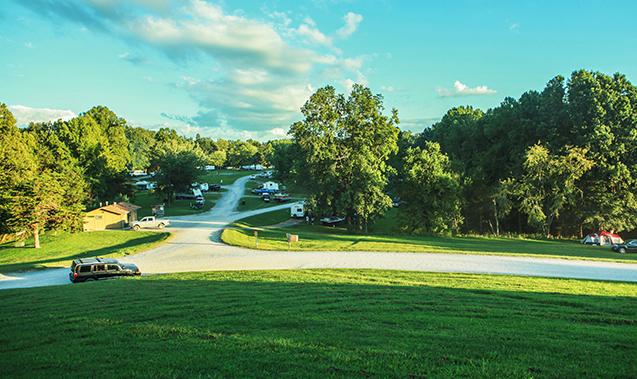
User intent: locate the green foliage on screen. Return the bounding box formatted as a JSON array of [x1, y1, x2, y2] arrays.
[[505, 144, 593, 236], [290, 84, 399, 232], [425, 70, 637, 236], [0, 104, 90, 246], [126, 126, 156, 169], [149, 138, 208, 205], [226, 140, 258, 167], [268, 139, 298, 180], [399, 142, 464, 234]]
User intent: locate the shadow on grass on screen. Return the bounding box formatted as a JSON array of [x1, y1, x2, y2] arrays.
[[1, 270, 635, 378], [0, 234, 170, 273]]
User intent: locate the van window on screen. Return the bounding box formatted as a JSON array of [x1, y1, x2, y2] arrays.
[[107, 264, 120, 271], [94, 264, 106, 272], [79, 265, 91, 273]]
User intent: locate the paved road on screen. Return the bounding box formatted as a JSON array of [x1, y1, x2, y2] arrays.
[[1, 175, 636, 289]]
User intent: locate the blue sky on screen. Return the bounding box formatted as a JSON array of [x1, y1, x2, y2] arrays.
[[2, 0, 637, 141]]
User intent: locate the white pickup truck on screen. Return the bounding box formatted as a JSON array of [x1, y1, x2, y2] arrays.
[[130, 216, 170, 231]]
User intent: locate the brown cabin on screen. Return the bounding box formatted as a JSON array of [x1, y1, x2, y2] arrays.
[[83, 202, 142, 231]]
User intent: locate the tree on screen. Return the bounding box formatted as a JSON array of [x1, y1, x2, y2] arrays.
[[126, 126, 157, 169], [29, 106, 133, 202], [399, 143, 464, 234], [269, 139, 298, 180], [149, 139, 208, 205], [506, 144, 593, 237], [226, 141, 258, 167], [567, 70, 637, 232], [290, 84, 399, 232], [208, 150, 227, 168], [1, 103, 89, 247]]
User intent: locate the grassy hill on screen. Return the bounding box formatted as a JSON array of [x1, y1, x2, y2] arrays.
[[1, 269, 635, 378]]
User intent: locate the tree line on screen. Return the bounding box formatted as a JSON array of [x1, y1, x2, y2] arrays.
[[283, 70, 637, 238], [0, 104, 287, 245]]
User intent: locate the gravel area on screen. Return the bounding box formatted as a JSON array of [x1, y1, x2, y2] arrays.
[[1, 174, 636, 290]]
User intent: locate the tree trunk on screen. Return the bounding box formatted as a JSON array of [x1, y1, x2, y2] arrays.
[[492, 197, 500, 236], [33, 224, 41, 249]]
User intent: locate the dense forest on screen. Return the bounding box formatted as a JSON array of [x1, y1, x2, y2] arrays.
[[2, 69, 636, 244]]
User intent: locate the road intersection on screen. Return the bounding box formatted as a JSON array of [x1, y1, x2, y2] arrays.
[[1, 174, 636, 289]]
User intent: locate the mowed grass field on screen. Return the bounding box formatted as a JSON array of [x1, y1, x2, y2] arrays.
[[223, 209, 637, 264], [0, 269, 635, 378], [0, 230, 170, 273]]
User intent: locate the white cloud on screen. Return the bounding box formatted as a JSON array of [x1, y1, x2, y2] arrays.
[[507, 20, 520, 33], [129, 0, 318, 75], [339, 78, 356, 93], [296, 23, 332, 47], [267, 10, 292, 27], [435, 81, 498, 97], [336, 12, 363, 39], [25, 42, 33, 48], [16, 0, 375, 140], [381, 86, 395, 92], [8, 105, 76, 126], [268, 127, 288, 137]]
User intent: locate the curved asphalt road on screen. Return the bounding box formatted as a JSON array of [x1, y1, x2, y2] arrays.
[[1, 175, 636, 290]]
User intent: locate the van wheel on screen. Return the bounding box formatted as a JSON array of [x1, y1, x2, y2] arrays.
[[619, 247, 627, 254], [158, 224, 164, 229], [133, 225, 140, 231], [84, 278, 96, 282]]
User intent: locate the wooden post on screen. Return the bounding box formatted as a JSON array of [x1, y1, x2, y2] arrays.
[[254, 231, 258, 248]]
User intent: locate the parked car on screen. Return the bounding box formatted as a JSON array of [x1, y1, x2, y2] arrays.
[[69, 257, 141, 283], [262, 193, 271, 203], [611, 240, 637, 254], [210, 183, 221, 191], [321, 216, 346, 227], [252, 187, 276, 195]]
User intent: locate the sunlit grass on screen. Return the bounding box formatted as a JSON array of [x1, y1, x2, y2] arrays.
[[223, 209, 637, 264], [0, 230, 170, 272], [1, 269, 635, 378]]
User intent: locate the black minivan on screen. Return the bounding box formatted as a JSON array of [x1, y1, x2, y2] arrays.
[[70, 257, 141, 283]]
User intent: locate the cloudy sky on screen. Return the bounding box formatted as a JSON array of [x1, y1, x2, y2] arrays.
[[2, 0, 637, 141]]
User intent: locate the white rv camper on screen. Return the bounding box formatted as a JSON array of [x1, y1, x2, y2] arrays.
[[290, 204, 305, 218]]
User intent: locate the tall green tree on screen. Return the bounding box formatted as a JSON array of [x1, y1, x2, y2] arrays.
[[290, 84, 399, 232], [399, 143, 464, 234], [226, 141, 258, 167], [505, 144, 593, 237], [126, 126, 157, 169], [567, 70, 637, 232], [149, 139, 208, 205], [1, 103, 89, 247], [269, 139, 297, 180]]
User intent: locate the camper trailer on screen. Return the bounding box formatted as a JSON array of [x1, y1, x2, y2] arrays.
[[290, 204, 305, 218], [263, 181, 280, 191], [135, 181, 155, 191]]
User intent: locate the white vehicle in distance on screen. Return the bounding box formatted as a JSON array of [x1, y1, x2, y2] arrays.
[[130, 216, 170, 230]]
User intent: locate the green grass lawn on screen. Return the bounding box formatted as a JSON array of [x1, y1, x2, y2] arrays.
[[222, 209, 637, 264], [1, 269, 635, 378], [134, 190, 225, 218], [0, 230, 170, 272]]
